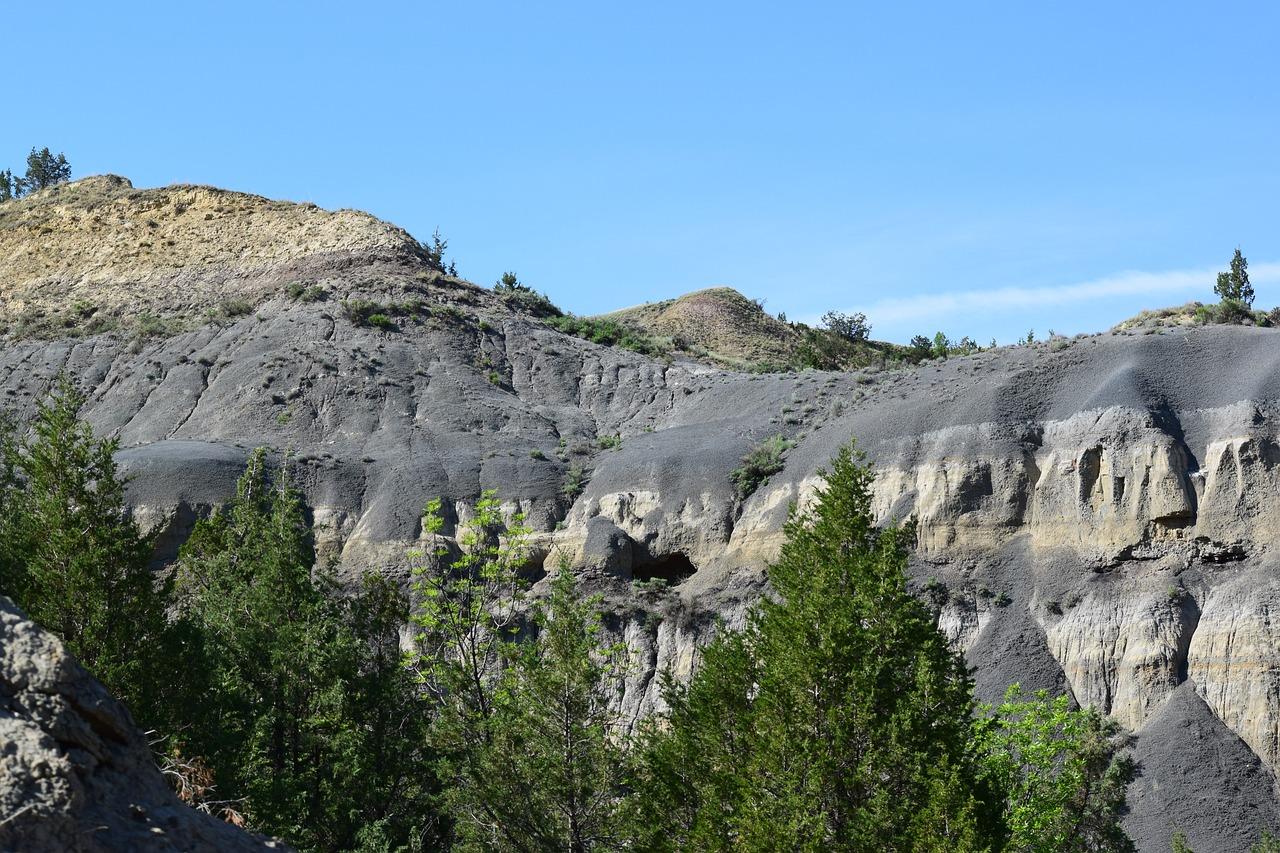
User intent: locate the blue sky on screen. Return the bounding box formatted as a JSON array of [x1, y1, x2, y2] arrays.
[[3, 2, 1278, 344]]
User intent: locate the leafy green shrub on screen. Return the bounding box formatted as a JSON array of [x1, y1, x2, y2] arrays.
[[597, 433, 622, 450], [135, 312, 171, 339], [976, 686, 1135, 851], [219, 299, 253, 319], [1193, 304, 1218, 325], [495, 272, 563, 318], [1217, 298, 1253, 325], [286, 282, 328, 302], [545, 315, 664, 355], [561, 464, 587, 499], [731, 434, 796, 498], [1195, 298, 1257, 326], [794, 326, 862, 370], [341, 300, 399, 330]]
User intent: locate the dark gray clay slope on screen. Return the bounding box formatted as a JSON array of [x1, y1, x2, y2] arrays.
[[1125, 683, 1280, 853]]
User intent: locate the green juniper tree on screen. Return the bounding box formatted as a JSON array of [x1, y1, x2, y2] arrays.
[[0, 377, 170, 719], [176, 449, 437, 851], [0, 169, 16, 201], [630, 444, 992, 851], [1214, 248, 1254, 308], [19, 147, 71, 194]]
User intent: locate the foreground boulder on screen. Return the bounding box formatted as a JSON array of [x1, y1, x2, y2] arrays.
[[0, 596, 279, 852]]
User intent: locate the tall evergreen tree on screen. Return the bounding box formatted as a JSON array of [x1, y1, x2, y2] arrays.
[[21, 146, 71, 193], [0, 377, 169, 718], [457, 568, 632, 851], [176, 449, 438, 851], [1214, 247, 1254, 307], [630, 444, 991, 851], [0, 169, 16, 201]]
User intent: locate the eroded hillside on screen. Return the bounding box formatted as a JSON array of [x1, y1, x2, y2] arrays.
[[1, 176, 1278, 851]]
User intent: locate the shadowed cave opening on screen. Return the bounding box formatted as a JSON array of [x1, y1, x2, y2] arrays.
[[519, 551, 549, 584], [632, 552, 698, 585]]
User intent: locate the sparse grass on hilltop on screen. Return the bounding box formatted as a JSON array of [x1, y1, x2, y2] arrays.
[[1113, 300, 1280, 332]]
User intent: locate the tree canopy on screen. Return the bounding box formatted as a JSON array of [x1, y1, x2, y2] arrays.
[[1215, 248, 1254, 307]]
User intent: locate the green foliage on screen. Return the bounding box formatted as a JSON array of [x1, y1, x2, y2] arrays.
[[730, 433, 795, 498], [405, 495, 530, 839], [342, 300, 399, 329], [596, 433, 622, 451], [419, 227, 458, 276], [495, 272, 525, 291], [1216, 298, 1254, 325], [1215, 248, 1254, 307], [976, 685, 1135, 852], [1192, 296, 1263, 327], [17, 147, 72, 195], [820, 310, 871, 343], [1253, 831, 1280, 853], [794, 324, 868, 370], [545, 314, 661, 354], [176, 450, 438, 850], [0, 148, 70, 200], [219, 298, 253, 319], [0, 377, 171, 719], [631, 444, 989, 850], [909, 334, 933, 360], [933, 330, 951, 359], [497, 281, 563, 318], [561, 463, 588, 499], [285, 282, 328, 303], [451, 568, 632, 850], [0, 380, 1158, 851]]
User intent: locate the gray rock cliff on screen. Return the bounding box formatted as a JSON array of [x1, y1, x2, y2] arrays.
[[0, 595, 279, 851]]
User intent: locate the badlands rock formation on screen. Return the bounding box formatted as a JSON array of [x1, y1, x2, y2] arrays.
[[2, 176, 1279, 850], [0, 595, 277, 851]]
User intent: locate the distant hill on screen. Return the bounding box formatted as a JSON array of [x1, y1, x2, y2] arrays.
[[597, 286, 904, 371]]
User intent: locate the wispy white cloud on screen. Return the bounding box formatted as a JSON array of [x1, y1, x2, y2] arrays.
[[830, 261, 1280, 327]]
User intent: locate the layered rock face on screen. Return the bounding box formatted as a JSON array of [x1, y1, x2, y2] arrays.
[[0, 595, 278, 851], [3, 177, 1280, 850]]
